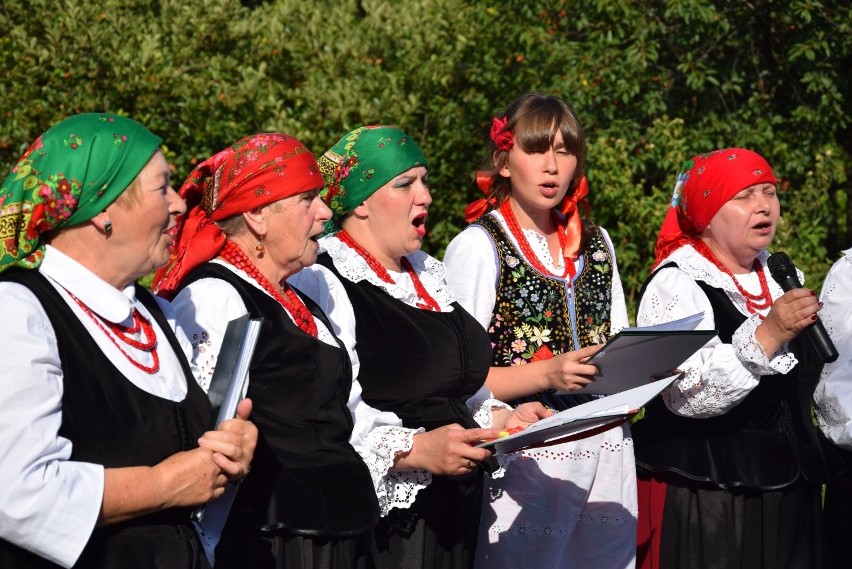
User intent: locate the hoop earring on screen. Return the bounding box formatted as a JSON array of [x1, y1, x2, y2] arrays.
[[104, 221, 113, 233]]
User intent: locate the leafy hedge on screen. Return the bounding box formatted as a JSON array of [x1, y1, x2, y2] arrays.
[[2, 0, 849, 318]]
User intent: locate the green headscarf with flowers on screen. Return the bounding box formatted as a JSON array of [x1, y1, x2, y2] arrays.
[[318, 125, 429, 233], [0, 113, 162, 273]]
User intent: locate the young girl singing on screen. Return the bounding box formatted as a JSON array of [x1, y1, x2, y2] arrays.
[[444, 92, 637, 568]]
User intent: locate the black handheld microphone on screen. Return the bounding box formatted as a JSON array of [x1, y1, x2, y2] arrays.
[[767, 252, 839, 363]]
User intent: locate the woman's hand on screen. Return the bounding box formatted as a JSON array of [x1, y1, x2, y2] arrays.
[[102, 446, 230, 526], [197, 398, 257, 483], [151, 447, 231, 509], [100, 399, 257, 526], [543, 344, 601, 392], [492, 402, 554, 431], [755, 289, 821, 356], [394, 424, 500, 476]]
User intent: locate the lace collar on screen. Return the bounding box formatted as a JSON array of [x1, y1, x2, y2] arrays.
[[488, 210, 575, 275], [660, 244, 805, 316], [319, 234, 456, 311]]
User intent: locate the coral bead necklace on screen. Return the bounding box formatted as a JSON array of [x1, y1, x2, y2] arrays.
[[499, 200, 577, 279], [220, 240, 318, 337], [692, 239, 773, 316], [337, 230, 441, 311], [66, 290, 160, 374]]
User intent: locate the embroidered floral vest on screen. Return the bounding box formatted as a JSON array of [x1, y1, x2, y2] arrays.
[[473, 213, 615, 410]]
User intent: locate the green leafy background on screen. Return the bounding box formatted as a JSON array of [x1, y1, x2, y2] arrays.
[[2, 0, 849, 320]]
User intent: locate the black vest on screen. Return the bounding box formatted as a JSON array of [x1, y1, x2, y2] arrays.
[[179, 263, 378, 537], [472, 215, 614, 410], [316, 253, 491, 432], [0, 269, 210, 569], [632, 264, 844, 489]]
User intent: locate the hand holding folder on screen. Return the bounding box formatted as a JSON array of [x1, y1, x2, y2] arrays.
[[558, 312, 716, 395], [479, 373, 684, 455]]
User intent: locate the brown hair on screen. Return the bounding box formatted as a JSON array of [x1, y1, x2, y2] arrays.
[[476, 92, 595, 245]]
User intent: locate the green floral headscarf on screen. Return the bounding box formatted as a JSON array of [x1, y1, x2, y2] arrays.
[[318, 125, 428, 232], [0, 113, 162, 272]]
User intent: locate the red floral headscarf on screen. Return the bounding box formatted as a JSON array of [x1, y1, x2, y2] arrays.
[[654, 148, 777, 266], [154, 133, 321, 297]]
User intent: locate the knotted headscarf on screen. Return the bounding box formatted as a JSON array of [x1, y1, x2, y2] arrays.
[[317, 125, 429, 232], [0, 113, 161, 273], [154, 133, 322, 297], [654, 148, 777, 266]]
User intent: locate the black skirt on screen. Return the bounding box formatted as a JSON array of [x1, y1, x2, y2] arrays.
[[659, 478, 825, 569], [215, 529, 370, 569], [369, 472, 482, 569]]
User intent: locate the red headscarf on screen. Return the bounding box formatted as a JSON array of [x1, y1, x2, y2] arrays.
[[654, 148, 776, 266], [154, 133, 321, 297]]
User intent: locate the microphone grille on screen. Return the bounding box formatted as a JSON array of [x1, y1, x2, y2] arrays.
[[767, 252, 796, 281]]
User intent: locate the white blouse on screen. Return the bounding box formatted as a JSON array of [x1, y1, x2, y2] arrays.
[[289, 235, 508, 516], [636, 244, 798, 418], [814, 249, 852, 448], [0, 246, 193, 568]]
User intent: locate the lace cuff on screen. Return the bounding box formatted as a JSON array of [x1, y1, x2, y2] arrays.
[[362, 425, 430, 516], [469, 397, 517, 478], [733, 314, 797, 375], [470, 397, 513, 428]]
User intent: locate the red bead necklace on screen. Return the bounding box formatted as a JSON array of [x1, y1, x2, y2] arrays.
[[220, 241, 318, 337], [337, 230, 441, 311], [66, 291, 160, 374], [692, 239, 774, 316], [499, 200, 576, 279]]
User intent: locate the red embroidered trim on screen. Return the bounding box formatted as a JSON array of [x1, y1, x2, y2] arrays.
[[67, 292, 160, 374], [692, 239, 773, 317], [499, 201, 576, 279], [337, 230, 441, 312], [220, 241, 318, 337]]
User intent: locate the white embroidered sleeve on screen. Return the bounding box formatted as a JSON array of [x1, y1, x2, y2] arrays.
[[444, 226, 498, 329], [345, 377, 429, 515], [638, 267, 772, 418], [814, 250, 852, 449], [171, 278, 249, 393], [732, 313, 797, 375], [599, 226, 630, 333], [465, 386, 517, 476], [467, 384, 512, 427], [361, 426, 430, 515]]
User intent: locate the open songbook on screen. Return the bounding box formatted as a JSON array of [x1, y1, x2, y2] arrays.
[[479, 373, 684, 455], [558, 312, 716, 395], [191, 314, 262, 567]]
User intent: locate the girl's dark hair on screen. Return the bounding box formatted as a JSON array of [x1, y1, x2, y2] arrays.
[[476, 91, 595, 245]]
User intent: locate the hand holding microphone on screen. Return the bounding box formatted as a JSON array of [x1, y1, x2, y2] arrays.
[[767, 252, 839, 363]]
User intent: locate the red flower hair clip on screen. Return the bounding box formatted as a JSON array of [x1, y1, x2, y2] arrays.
[[490, 116, 514, 151]]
